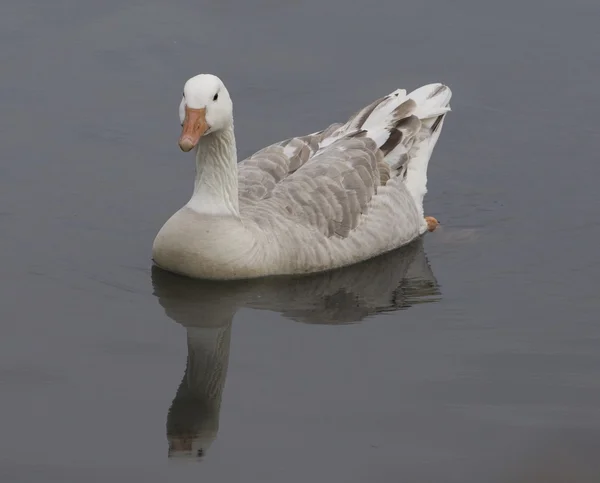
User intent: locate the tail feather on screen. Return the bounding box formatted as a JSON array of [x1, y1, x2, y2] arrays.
[[351, 82, 452, 220], [409, 83, 452, 127], [314, 82, 452, 222], [361, 92, 412, 131], [403, 83, 452, 218]]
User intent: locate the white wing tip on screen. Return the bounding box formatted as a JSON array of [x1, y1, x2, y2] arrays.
[[409, 83, 452, 106]]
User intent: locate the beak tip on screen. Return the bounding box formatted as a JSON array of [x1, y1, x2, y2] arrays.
[[179, 106, 208, 153]]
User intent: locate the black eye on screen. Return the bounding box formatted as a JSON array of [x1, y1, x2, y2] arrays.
[[213, 93, 219, 101]]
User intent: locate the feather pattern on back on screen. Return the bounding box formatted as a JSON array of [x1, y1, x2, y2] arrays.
[[237, 84, 451, 239]]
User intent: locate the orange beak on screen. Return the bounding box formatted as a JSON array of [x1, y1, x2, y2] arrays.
[[178, 106, 209, 152]]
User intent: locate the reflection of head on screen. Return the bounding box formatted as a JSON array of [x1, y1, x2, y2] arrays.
[[167, 432, 216, 459]]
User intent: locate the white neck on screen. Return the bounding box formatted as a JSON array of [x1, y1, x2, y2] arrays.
[[187, 125, 239, 216]]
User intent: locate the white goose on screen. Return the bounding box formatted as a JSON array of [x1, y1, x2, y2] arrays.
[[153, 74, 452, 280]]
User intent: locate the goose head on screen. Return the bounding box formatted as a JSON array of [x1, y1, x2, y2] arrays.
[[178, 74, 233, 152]]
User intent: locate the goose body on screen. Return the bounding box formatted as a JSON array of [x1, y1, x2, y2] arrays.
[[153, 74, 452, 280]]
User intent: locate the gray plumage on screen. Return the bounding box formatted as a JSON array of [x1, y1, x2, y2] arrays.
[[238, 94, 435, 239]]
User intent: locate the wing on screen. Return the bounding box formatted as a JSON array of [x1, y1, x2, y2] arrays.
[[237, 86, 447, 238], [237, 122, 342, 203], [242, 135, 384, 238]]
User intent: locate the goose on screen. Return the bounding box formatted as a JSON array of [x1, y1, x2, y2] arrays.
[[152, 74, 452, 280]]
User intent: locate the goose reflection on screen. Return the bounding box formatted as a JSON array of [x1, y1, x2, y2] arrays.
[[151, 238, 440, 459]]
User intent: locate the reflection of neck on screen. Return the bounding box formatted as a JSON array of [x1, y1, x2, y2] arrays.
[[187, 125, 239, 217], [166, 325, 232, 456], [184, 326, 232, 400]]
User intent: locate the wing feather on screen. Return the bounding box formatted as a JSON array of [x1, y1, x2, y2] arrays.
[[237, 85, 442, 238]]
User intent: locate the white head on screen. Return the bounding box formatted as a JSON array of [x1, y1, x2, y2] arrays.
[[178, 74, 233, 152]]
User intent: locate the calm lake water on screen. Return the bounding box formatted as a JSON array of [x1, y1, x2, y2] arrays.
[[2, 0, 600, 481]]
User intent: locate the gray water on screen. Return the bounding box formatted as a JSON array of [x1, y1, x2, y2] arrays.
[[2, 0, 600, 481]]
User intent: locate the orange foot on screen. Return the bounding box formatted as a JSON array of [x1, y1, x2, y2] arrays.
[[425, 216, 439, 232]]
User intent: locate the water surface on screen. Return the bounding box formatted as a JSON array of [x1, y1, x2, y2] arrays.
[[2, 0, 600, 481]]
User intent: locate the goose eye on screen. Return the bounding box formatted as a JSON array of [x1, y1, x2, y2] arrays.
[[213, 93, 219, 101]]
